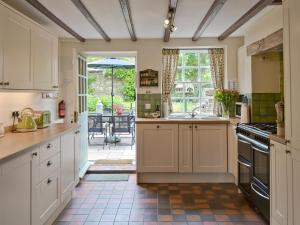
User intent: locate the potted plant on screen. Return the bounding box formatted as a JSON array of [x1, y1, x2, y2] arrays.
[[113, 104, 124, 115], [214, 89, 239, 118]]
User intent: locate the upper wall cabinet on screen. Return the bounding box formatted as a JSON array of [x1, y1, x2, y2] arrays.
[[283, 0, 300, 150], [2, 8, 32, 89], [0, 3, 58, 91], [31, 25, 58, 91]]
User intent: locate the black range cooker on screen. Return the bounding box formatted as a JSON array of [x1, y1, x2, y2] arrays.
[[236, 123, 277, 223]]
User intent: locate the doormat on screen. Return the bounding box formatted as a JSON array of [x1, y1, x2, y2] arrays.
[[83, 174, 129, 181], [94, 159, 133, 164]]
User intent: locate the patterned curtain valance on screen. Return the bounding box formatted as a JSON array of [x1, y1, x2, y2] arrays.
[[162, 48, 180, 56]]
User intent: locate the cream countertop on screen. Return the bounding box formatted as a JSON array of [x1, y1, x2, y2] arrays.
[[0, 123, 79, 163], [135, 117, 229, 124]]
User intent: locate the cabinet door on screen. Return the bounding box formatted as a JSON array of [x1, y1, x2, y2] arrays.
[[137, 124, 179, 172], [270, 142, 288, 225], [284, 0, 300, 150], [287, 147, 300, 225], [31, 26, 53, 90], [3, 9, 32, 89], [52, 37, 59, 89], [0, 5, 4, 87], [179, 124, 193, 173], [228, 125, 238, 183], [193, 124, 227, 173], [0, 152, 32, 225], [61, 131, 75, 202]]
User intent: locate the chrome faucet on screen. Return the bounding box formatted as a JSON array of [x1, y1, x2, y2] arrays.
[[191, 106, 201, 118]]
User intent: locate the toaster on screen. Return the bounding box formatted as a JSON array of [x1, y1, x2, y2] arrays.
[[34, 111, 51, 128]]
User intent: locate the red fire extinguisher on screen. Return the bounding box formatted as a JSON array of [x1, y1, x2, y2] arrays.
[[58, 100, 65, 118]]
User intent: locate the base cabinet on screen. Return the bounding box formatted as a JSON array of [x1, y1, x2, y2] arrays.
[[0, 152, 33, 225], [178, 124, 193, 173], [137, 124, 179, 172], [228, 124, 238, 183], [193, 124, 227, 173]]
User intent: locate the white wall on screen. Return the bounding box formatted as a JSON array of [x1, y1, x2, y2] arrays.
[[59, 38, 243, 122], [0, 92, 57, 127]]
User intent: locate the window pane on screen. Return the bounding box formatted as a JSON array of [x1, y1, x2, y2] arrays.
[[200, 83, 214, 97], [172, 83, 184, 97], [185, 83, 200, 98], [186, 99, 199, 113], [184, 52, 198, 66], [199, 52, 210, 66], [178, 54, 183, 67], [172, 99, 184, 113], [200, 68, 211, 82], [184, 68, 198, 82]]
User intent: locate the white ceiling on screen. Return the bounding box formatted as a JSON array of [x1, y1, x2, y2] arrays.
[[2, 0, 277, 40]]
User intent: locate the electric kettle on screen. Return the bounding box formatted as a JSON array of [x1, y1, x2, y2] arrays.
[[16, 108, 37, 132]]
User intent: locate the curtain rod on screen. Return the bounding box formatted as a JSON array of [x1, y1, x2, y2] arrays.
[[162, 47, 224, 51]]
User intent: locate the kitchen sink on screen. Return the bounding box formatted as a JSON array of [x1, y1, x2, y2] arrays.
[[167, 114, 222, 120]]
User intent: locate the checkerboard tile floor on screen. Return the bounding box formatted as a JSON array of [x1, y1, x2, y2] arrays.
[[53, 175, 267, 225]]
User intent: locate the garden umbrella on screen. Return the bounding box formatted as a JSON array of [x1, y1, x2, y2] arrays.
[[87, 58, 135, 117]]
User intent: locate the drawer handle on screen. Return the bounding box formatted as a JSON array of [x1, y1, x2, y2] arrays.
[[47, 143, 52, 149], [286, 149, 291, 154], [47, 161, 52, 167], [52, 85, 58, 89], [4, 82, 9, 86], [194, 125, 198, 129], [47, 178, 52, 184], [32, 152, 38, 157], [0, 81, 3, 86], [157, 125, 160, 128], [189, 125, 192, 129]]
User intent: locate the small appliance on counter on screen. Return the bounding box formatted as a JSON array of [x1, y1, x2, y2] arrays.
[[34, 110, 51, 128], [14, 108, 37, 133]]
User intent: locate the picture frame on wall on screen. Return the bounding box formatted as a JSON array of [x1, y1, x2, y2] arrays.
[[139, 69, 159, 87]]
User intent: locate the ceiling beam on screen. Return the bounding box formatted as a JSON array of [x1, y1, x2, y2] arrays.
[[192, 0, 227, 41], [119, 0, 137, 41], [71, 0, 111, 42], [218, 0, 274, 41], [163, 0, 179, 42], [25, 0, 85, 42]]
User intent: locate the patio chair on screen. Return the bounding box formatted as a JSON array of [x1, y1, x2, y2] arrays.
[[88, 114, 107, 148], [112, 115, 135, 149]]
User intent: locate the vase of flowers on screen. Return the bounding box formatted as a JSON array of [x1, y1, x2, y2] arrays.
[[214, 89, 239, 119]]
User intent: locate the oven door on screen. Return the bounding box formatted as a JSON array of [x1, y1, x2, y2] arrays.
[[238, 156, 252, 197], [252, 144, 270, 189], [238, 134, 252, 162]]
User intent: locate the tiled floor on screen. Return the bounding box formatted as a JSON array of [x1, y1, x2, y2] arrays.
[[54, 175, 267, 225]]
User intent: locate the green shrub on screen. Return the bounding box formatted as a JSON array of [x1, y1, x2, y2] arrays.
[[88, 95, 100, 112]]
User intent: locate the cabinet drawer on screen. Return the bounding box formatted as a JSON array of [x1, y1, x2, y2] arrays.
[[36, 171, 60, 225], [39, 153, 59, 182], [39, 138, 60, 162]]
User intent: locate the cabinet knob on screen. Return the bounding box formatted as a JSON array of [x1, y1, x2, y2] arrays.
[[0, 81, 3, 86], [286, 149, 291, 154], [47, 178, 52, 184], [194, 125, 198, 129], [32, 152, 38, 157], [47, 143, 52, 149], [4, 82, 9, 86], [189, 125, 192, 129], [52, 85, 58, 89], [156, 125, 160, 128], [47, 161, 52, 167]]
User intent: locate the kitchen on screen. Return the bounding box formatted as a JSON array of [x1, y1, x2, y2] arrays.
[[0, 1, 299, 225]]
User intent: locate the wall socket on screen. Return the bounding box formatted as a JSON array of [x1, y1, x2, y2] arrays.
[[12, 111, 19, 118]]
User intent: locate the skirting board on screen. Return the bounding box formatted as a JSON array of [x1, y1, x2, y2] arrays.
[[137, 172, 235, 183]]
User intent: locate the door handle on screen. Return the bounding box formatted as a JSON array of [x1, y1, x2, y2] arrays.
[[251, 183, 270, 200], [47, 178, 52, 184], [47, 143, 52, 149], [47, 161, 52, 167], [238, 159, 251, 168]]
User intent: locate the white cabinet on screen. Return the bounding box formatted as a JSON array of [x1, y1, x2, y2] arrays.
[[287, 147, 300, 225], [228, 124, 238, 183], [61, 132, 75, 202], [178, 124, 193, 173], [0, 5, 4, 87], [0, 152, 33, 225], [2, 7, 32, 89], [270, 141, 288, 225], [137, 124, 179, 172], [31, 25, 58, 90], [283, 0, 300, 150], [193, 124, 227, 173]]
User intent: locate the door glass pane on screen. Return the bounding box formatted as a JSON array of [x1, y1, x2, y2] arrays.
[[254, 150, 269, 186]]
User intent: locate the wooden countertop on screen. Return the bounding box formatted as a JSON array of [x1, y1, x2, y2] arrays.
[[0, 123, 79, 163], [269, 134, 287, 145], [135, 117, 229, 124]]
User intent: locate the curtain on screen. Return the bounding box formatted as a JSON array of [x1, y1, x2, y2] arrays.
[[208, 48, 225, 115], [162, 48, 179, 114]]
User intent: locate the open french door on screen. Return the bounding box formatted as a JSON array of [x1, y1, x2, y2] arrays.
[[77, 55, 89, 177]]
